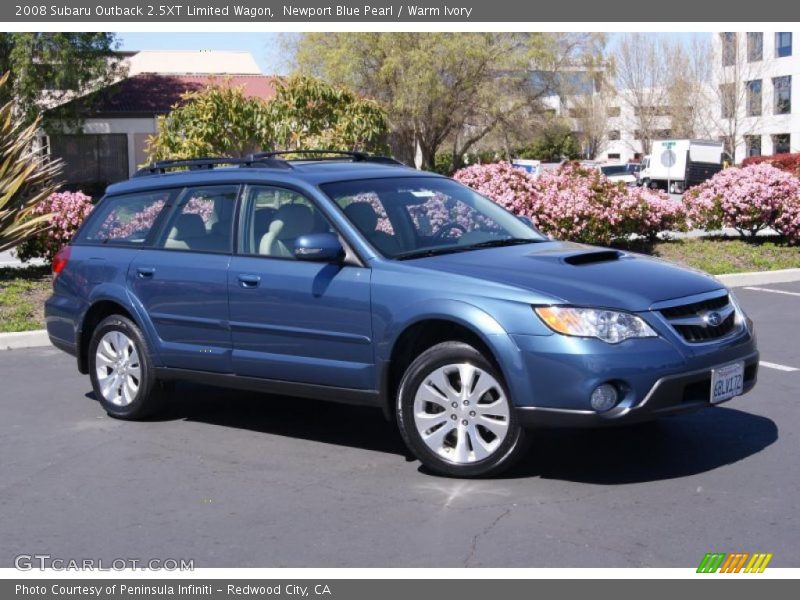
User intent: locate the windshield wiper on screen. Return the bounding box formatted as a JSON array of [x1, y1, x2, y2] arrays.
[[394, 238, 543, 260], [394, 246, 471, 260], [460, 238, 543, 250]]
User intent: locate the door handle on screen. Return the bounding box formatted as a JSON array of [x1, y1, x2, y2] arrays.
[[136, 267, 156, 279], [238, 274, 261, 288]]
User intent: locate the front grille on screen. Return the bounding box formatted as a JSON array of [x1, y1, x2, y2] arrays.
[[660, 294, 729, 318], [659, 293, 739, 343]]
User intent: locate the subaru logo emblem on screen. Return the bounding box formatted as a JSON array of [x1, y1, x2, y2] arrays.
[[705, 311, 722, 327]]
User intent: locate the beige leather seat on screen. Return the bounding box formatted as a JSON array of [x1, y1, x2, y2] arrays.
[[259, 204, 314, 257], [165, 213, 207, 250], [343, 202, 400, 255]]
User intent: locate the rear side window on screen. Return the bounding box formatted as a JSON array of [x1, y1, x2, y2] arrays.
[[161, 185, 238, 253], [77, 190, 172, 245]]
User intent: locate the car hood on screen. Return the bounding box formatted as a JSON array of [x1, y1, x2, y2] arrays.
[[409, 241, 723, 312]]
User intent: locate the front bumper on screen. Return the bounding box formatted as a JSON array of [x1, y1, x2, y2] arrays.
[[515, 350, 759, 428]]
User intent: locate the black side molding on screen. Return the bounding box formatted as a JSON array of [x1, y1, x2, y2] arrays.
[[154, 367, 382, 408]]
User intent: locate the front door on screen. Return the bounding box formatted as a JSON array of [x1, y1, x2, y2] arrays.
[[228, 185, 373, 389]]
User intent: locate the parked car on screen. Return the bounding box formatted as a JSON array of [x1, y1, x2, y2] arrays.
[[639, 139, 724, 193], [584, 162, 638, 186], [45, 151, 759, 477]]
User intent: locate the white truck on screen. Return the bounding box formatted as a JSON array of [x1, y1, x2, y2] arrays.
[[639, 139, 724, 194]]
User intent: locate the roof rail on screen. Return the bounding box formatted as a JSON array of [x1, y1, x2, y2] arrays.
[[248, 150, 405, 166], [133, 155, 292, 178], [133, 150, 405, 178]]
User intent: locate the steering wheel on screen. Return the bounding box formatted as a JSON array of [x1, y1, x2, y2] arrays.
[[432, 222, 467, 240]]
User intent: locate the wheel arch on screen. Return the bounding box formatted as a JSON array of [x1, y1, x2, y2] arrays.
[[77, 290, 158, 374], [379, 304, 517, 420]]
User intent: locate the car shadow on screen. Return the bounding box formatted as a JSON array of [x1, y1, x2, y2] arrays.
[[86, 384, 777, 483], [502, 407, 778, 483], [87, 382, 410, 457]]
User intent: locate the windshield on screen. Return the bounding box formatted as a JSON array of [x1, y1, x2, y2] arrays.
[[321, 177, 546, 259], [600, 165, 628, 176]]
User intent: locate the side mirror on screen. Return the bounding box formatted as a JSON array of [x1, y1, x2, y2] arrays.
[[518, 215, 535, 228], [294, 233, 344, 262]]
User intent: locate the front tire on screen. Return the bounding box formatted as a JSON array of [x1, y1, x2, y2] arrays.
[[88, 315, 163, 420], [396, 342, 527, 477]]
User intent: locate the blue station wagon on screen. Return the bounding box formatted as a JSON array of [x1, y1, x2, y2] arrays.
[[45, 151, 759, 477]]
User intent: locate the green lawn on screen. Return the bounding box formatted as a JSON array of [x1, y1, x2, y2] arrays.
[[0, 265, 52, 332], [629, 236, 800, 275]]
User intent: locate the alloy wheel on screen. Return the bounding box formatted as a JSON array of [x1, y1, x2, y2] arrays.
[[94, 330, 141, 406], [412, 363, 510, 464]]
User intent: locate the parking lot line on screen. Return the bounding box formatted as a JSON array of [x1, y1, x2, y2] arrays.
[[759, 361, 799, 372], [744, 286, 800, 297]]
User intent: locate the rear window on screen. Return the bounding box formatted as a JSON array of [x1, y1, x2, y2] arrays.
[[77, 190, 173, 245]]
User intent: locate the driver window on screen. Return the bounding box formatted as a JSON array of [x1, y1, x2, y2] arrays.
[[242, 186, 333, 259]]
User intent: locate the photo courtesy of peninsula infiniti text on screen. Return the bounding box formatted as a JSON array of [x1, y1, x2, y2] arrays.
[[45, 151, 759, 477]]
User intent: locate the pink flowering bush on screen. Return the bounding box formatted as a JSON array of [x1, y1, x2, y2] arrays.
[[683, 163, 800, 242], [454, 162, 686, 245], [16, 191, 94, 263]]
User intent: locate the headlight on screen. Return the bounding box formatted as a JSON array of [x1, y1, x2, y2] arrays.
[[534, 306, 657, 344], [728, 290, 755, 335]]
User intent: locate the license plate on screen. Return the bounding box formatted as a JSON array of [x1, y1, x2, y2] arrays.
[[710, 362, 744, 404]]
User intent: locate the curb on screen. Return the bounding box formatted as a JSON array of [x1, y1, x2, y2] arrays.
[[1, 268, 800, 352], [0, 329, 49, 351], [716, 268, 800, 288]]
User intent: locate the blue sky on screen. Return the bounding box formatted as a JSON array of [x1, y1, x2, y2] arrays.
[[116, 32, 711, 75], [116, 32, 288, 74]]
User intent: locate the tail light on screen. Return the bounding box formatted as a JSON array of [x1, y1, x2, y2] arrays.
[[52, 246, 71, 275]]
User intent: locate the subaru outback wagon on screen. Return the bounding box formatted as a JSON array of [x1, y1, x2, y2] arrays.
[[45, 151, 759, 477]]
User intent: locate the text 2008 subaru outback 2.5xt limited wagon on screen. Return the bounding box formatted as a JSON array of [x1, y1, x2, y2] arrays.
[[45, 151, 759, 477]]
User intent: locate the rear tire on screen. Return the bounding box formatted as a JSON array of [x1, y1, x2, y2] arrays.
[[396, 341, 527, 477], [88, 315, 163, 420]]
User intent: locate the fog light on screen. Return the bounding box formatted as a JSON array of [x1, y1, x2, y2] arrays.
[[591, 383, 619, 412]]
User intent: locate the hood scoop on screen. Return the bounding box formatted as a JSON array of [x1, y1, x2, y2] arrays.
[[563, 250, 622, 266]]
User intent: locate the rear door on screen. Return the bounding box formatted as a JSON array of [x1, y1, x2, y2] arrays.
[[128, 184, 239, 373], [227, 185, 374, 390]]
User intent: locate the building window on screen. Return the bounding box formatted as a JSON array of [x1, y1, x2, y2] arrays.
[[607, 106, 621, 118], [772, 134, 791, 154], [721, 32, 737, 66], [720, 83, 736, 119], [633, 106, 671, 117], [607, 153, 621, 160], [747, 32, 763, 62], [775, 32, 792, 57], [773, 76, 792, 114], [745, 135, 761, 157], [746, 80, 762, 116], [608, 130, 620, 141]]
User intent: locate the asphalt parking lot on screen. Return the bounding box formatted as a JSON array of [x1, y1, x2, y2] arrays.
[[1, 283, 799, 568]]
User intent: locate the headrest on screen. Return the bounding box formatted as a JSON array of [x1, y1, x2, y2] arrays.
[[271, 203, 313, 239], [171, 213, 206, 239], [344, 202, 378, 233]]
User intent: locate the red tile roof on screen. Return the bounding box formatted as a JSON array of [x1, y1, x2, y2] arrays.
[[61, 73, 279, 116]]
